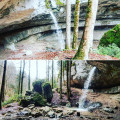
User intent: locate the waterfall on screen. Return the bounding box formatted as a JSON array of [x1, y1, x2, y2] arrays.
[[50, 11, 65, 50], [79, 67, 96, 110]]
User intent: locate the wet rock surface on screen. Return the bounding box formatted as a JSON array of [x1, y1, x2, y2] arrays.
[[0, 0, 119, 46], [71, 61, 120, 90]]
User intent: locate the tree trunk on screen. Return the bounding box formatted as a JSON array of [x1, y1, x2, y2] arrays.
[[18, 60, 22, 95], [48, 61, 50, 82], [0, 60, 7, 110], [74, 0, 99, 60], [36, 60, 38, 80], [72, 0, 80, 49], [65, 0, 71, 49], [60, 60, 62, 99], [20, 60, 25, 95], [52, 60, 54, 89], [28, 60, 31, 90], [67, 60, 71, 100]]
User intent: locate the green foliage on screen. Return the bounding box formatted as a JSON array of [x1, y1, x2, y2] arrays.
[[45, 0, 64, 9], [45, 0, 50, 8], [55, 0, 64, 6], [94, 43, 120, 59], [99, 24, 120, 47], [2, 94, 22, 107]]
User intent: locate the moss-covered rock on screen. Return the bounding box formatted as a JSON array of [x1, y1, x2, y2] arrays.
[[32, 80, 44, 95], [32, 93, 46, 106], [32, 80, 53, 103], [99, 24, 120, 47], [19, 92, 46, 107], [42, 83, 53, 103], [19, 96, 32, 107]]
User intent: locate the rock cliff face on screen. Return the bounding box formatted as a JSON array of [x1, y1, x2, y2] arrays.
[[71, 61, 120, 90], [0, 0, 120, 46]]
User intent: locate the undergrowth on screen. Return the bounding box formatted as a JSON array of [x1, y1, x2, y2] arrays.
[[93, 43, 120, 59], [2, 94, 22, 107]]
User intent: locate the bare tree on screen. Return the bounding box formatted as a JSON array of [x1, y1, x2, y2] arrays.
[[52, 60, 54, 89], [28, 60, 31, 90], [72, 0, 80, 49], [36, 60, 38, 80], [48, 61, 50, 82], [74, 0, 99, 60], [18, 60, 22, 95], [0, 60, 7, 110], [20, 60, 25, 95], [67, 60, 71, 100], [65, 0, 71, 49], [60, 60, 62, 99]]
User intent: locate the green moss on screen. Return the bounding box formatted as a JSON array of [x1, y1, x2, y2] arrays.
[[42, 82, 53, 102], [45, 0, 50, 9], [73, 37, 85, 60], [86, 0, 92, 19], [32, 80, 44, 94], [55, 0, 64, 6], [32, 93, 46, 106], [72, 0, 80, 49], [99, 24, 120, 47]]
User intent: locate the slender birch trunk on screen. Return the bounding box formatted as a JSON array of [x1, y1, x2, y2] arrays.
[[65, 0, 71, 49]]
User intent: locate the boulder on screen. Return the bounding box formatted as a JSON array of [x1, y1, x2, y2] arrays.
[[42, 82, 53, 103], [71, 61, 120, 90], [99, 24, 120, 47], [47, 111, 55, 118], [33, 81, 53, 103], [32, 80, 44, 95], [103, 107, 114, 113], [19, 92, 46, 107]]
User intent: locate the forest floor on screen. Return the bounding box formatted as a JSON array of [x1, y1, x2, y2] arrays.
[[0, 87, 120, 120], [0, 48, 119, 60], [0, 39, 119, 60]]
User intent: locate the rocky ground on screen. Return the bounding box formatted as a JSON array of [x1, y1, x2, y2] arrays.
[[0, 87, 120, 120]]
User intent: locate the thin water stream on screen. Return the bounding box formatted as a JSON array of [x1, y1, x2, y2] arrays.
[[50, 11, 65, 50], [79, 67, 96, 111]]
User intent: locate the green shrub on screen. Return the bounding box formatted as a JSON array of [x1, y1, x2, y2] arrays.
[[99, 24, 120, 47], [94, 43, 120, 59], [2, 94, 22, 107]]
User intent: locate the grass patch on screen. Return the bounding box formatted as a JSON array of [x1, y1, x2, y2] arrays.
[[2, 94, 22, 107]]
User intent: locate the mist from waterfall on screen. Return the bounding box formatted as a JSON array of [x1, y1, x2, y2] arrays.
[[79, 67, 96, 110], [50, 11, 65, 50]]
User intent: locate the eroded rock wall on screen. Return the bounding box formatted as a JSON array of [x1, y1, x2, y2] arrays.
[[0, 0, 120, 46], [71, 61, 120, 91]]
